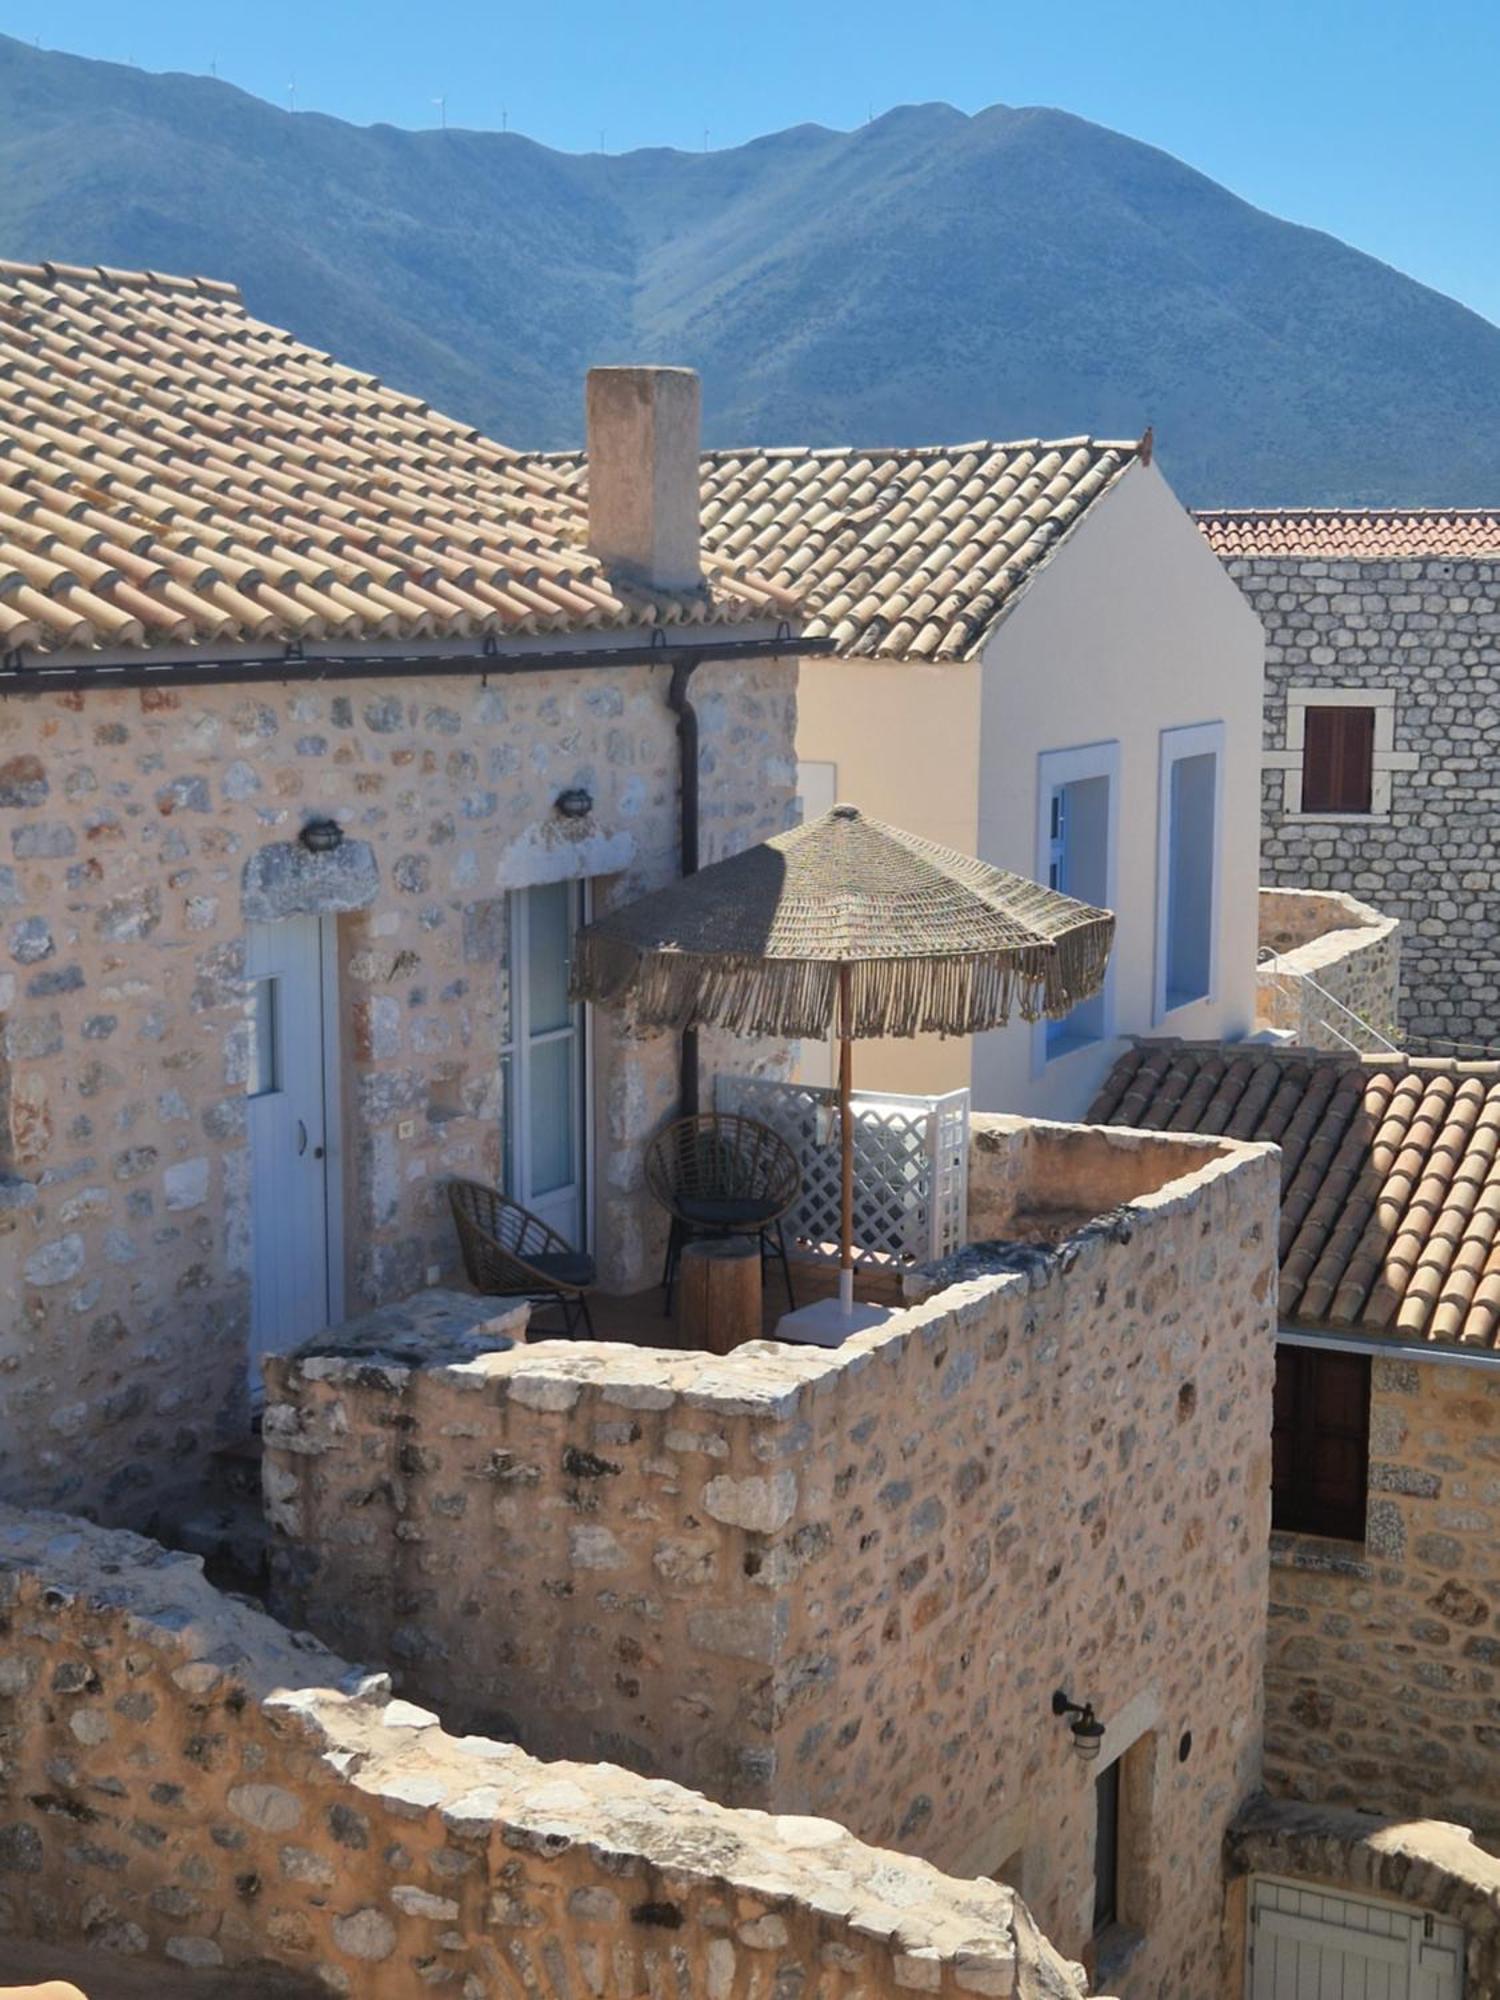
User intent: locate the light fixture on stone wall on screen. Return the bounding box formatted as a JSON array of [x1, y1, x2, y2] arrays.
[[555, 787, 594, 820], [299, 817, 345, 855], [1052, 1690, 1105, 1761]]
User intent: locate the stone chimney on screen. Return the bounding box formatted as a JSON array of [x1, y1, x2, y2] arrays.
[[585, 366, 701, 591]]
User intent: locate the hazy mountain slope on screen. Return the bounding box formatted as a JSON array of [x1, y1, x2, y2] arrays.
[[3, 33, 1498, 503]]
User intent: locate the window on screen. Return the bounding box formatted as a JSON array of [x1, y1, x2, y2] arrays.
[[1092, 1757, 1120, 1936], [1268, 687, 1415, 819], [1036, 742, 1118, 1065], [1302, 705, 1374, 814], [1272, 1343, 1370, 1541], [1155, 723, 1222, 1019]]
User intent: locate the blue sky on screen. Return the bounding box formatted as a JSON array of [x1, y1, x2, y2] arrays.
[[10, 0, 1500, 323]]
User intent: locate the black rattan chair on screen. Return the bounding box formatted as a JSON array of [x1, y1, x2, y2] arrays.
[[448, 1178, 596, 1338], [644, 1113, 800, 1315]]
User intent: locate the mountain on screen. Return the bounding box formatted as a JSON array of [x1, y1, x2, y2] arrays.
[[3, 32, 1499, 504]]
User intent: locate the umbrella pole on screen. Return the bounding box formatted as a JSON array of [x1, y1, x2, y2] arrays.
[[838, 964, 854, 1313]]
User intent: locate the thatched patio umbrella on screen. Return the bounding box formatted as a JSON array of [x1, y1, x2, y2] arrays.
[[573, 804, 1114, 1319]]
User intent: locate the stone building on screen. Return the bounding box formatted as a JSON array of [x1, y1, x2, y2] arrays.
[[1198, 508, 1500, 1048], [0, 261, 816, 1529], [1092, 1040, 1500, 1842]]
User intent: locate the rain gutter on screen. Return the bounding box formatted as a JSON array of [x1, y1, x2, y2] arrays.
[[1278, 1322, 1500, 1374], [0, 633, 832, 696]]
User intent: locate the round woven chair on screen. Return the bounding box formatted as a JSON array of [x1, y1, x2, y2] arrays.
[[644, 1112, 800, 1316], [447, 1178, 596, 1339]]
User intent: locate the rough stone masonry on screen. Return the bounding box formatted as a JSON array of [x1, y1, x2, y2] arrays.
[[1226, 552, 1500, 1046], [265, 1117, 1281, 1997], [0, 657, 795, 1528], [0, 1505, 1095, 2000]]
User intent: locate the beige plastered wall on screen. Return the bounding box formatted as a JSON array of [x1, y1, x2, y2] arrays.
[[793, 659, 981, 1097]]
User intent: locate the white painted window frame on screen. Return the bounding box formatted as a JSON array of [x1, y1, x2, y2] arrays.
[[1032, 740, 1120, 1077], [1265, 686, 1418, 821], [499, 879, 594, 1252], [1154, 721, 1224, 1025]]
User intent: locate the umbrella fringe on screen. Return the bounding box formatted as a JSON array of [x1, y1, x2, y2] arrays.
[[573, 918, 1115, 1040]]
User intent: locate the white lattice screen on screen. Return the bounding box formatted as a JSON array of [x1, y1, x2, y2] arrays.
[[716, 1075, 970, 1266]]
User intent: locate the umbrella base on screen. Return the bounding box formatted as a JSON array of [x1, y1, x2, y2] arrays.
[[771, 1297, 898, 1349]]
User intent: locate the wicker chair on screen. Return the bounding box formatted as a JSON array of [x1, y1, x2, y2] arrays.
[[644, 1113, 801, 1316], [447, 1178, 596, 1339]]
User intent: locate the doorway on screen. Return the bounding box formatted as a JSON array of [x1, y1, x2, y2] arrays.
[[1248, 1877, 1463, 1998], [246, 915, 343, 1378], [503, 881, 589, 1247]]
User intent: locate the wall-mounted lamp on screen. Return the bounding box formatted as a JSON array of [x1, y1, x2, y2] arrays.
[[555, 787, 594, 820], [299, 818, 344, 855], [1052, 1689, 1106, 1762]]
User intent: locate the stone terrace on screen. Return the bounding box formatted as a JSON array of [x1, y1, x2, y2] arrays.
[[265, 1115, 1280, 1995], [1255, 886, 1400, 1051]]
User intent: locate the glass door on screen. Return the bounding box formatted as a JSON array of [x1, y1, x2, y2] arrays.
[[503, 882, 588, 1247]]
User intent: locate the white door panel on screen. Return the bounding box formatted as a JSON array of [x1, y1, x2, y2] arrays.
[[247, 915, 339, 1376], [1249, 1877, 1463, 2000]]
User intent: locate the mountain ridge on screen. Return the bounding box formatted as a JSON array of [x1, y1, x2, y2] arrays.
[[2, 33, 1498, 504]]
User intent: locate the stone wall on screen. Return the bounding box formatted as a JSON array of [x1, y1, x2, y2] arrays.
[[0, 1506, 1097, 2000], [1225, 552, 1500, 1044], [1254, 887, 1401, 1050], [1266, 1350, 1500, 1838], [265, 1119, 1281, 1998], [0, 655, 795, 1526]]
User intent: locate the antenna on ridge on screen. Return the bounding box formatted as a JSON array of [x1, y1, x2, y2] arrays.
[[433, 94, 447, 129], [702, 127, 709, 150], [287, 76, 297, 112], [501, 106, 508, 132]]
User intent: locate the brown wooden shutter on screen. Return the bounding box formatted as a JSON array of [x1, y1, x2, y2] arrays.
[[1271, 1343, 1370, 1540], [1302, 707, 1374, 813]]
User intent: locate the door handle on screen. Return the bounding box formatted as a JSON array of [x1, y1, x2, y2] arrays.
[[297, 1118, 308, 1157]]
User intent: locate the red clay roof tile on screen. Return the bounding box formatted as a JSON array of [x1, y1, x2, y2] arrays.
[[1089, 1042, 1500, 1350]]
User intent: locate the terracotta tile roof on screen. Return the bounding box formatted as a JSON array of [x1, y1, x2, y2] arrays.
[[541, 438, 1140, 661], [1090, 1041, 1500, 1349], [1198, 508, 1500, 562], [0, 260, 796, 657]]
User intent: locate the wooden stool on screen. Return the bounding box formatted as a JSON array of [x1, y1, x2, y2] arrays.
[[676, 1237, 762, 1354]]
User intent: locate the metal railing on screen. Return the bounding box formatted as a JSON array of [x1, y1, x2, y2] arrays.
[[1256, 947, 1400, 1057]]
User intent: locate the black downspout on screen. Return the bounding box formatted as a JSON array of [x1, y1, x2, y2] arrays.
[[667, 655, 702, 1116]]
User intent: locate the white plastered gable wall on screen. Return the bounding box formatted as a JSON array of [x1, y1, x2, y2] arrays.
[[971, 458, 1267, 1118]]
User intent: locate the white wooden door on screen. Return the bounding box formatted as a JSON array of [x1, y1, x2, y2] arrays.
[[246, 916, 341, 1377], [506, 883, 588, 1247], [1249, 1878, 1464, 1999]]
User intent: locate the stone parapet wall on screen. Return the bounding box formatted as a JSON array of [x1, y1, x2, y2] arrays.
[[0, 657, 794, 1525], [0, 1506, 1096, 2000], [1254, 887, 1401, 1049], [266, 1119, 1280, 1997], [1266, 1351, 1500, 1836], [1228, 553, 1500, 1043], [1227, 1795, 1500, 1992]]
